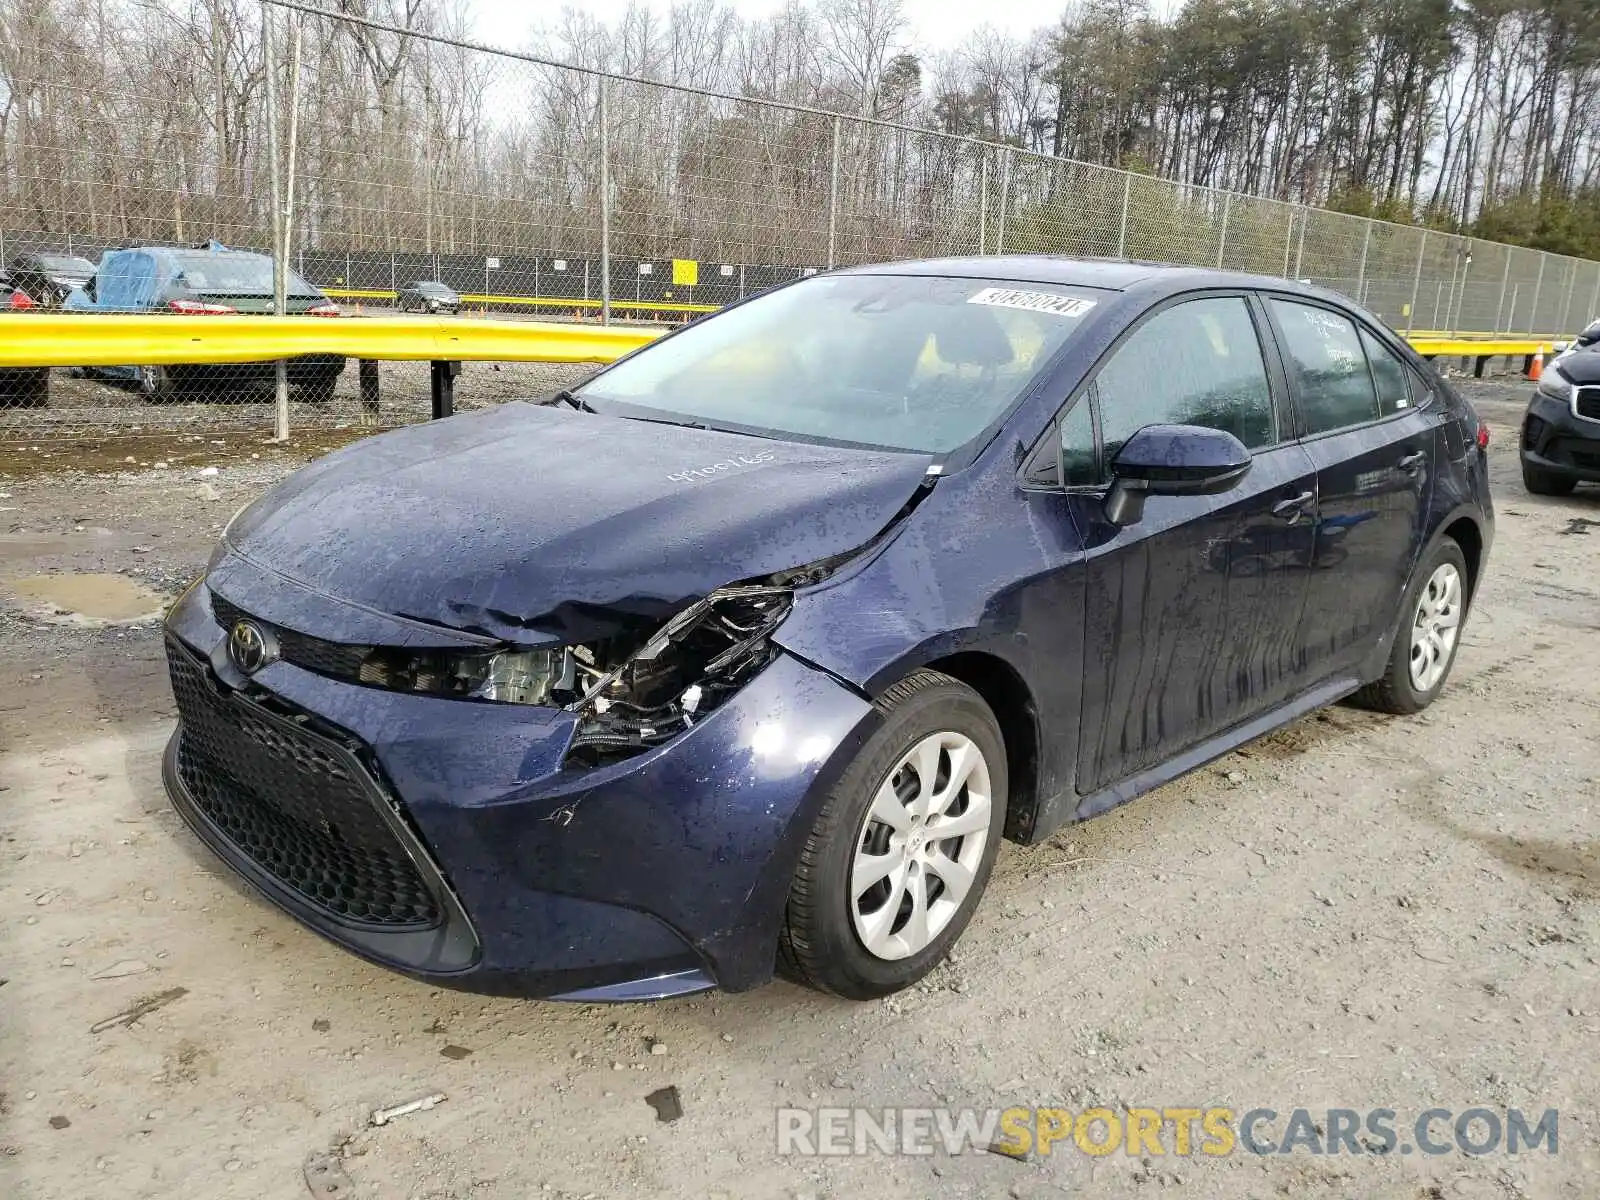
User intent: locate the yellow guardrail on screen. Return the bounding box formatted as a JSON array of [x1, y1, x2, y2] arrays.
[[0, 313, 661, 368], [0, 313, 1563, 371]]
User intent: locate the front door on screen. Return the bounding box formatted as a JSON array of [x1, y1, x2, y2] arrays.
[[1063, 294, 1318, 794]]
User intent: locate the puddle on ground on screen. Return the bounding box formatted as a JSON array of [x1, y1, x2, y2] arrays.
[[5, 573, 167, 624]]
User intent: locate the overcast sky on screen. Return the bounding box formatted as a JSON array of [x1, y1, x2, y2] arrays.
[[471, 0, 1075, 57]]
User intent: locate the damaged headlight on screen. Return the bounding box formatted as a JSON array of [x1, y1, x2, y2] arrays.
[[564, 584, 794, 765], [347, 584, 793, 764]]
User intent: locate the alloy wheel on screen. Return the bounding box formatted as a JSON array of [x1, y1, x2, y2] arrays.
[[1409, 562, 1462, 692], [849, 731, 993, 961]]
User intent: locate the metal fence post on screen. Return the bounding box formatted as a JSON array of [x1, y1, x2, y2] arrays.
[[1281, 207, 1295, 277], [599, 76, 612, 326], [996, 149, 1011, 254], [1116, 173, 1130, 258], [827, 116, 841, 270], [1494, 252, 1511, 333], [1355, 221, 1371, 305], [978, 155, 988, 253], [1293, 208, 1307, 279], [1559, 260, 1579, 335], [262, 0, 289, 441], [1529, 255, 1545, 333], [1589, 266, 1600, 327], [1215, 193, 1230, 269], [1452, 244, 1471, 336], [1404, 230, 1427, 336]]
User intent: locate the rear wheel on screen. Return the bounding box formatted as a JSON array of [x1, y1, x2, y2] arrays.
[[1353, 539, 1468, 715], [778, 670, 1007, 999], [1522, 461, 1577, 496], [138, 364, 174, 403]]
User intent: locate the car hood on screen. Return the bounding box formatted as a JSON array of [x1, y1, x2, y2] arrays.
[[221, 401, 934, 644], [1557, 349, 1600, 385]]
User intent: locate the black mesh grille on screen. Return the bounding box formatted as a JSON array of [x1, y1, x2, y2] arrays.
[[211, 592, 371, 680], [167, 638, 440, 929], [1577, 388, 1600, 422]]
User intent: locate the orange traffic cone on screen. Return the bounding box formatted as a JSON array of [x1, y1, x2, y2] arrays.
[[1528, 346, 1544, 381]]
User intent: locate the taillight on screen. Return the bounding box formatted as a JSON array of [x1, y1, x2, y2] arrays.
[[306, 302, 340, 317], [1476, 420, 1490, 449], [8, 289, 36, 310], [167, 298, 237, 314]]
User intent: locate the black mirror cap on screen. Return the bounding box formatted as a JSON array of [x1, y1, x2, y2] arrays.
[[1110, 423, 1252, 496]]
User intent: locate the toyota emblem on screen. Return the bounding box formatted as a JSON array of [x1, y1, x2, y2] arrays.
[[228, 620, 277, 674]]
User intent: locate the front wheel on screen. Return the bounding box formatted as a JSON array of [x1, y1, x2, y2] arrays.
[[138, 364, 174, 403], [1353, 539, 1469, 715], [778, 670, 1007, 999]]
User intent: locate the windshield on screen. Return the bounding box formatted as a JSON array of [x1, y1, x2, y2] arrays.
[[576, 274, 1102, 453], [170, 253, 320, 296], [413, 281, 454, 296], [38, 255, 96, 276]]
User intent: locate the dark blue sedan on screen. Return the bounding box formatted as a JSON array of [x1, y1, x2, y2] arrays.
[[161, 258, 1494, 1001]]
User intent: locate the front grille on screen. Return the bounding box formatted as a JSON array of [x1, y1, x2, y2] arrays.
[[167, 638, 440, 929], [211, 592, 369, 680], [1577, 387, 1600, 422]]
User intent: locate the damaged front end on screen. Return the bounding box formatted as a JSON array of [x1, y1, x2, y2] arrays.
[[269, 549, 864, 770]]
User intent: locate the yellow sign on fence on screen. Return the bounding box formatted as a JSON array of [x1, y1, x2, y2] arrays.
[[672, 259, 699, 287]]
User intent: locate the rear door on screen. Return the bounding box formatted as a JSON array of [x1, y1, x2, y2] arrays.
[[1060, 293, 1320, 793], [1263, 296, 1435, 681]]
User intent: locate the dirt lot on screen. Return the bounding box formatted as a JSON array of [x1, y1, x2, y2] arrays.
[[2, 381, 1598, 1200]]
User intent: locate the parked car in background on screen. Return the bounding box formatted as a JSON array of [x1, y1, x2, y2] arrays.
[[1521, 344, 1600, 495], [397, 280, 461, 314], [3, 252, 97, 308], [163, 258, 1494, 1002], [0, 279, 50, 407], [66, 243, 345, 403]]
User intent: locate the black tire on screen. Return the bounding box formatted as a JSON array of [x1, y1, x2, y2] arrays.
[[297, 376, 338, 406], [1522, 461, 1576, 496], [138, 364, 174, 403], [777, 669, 1008, 999], [1352, 538, 1470, 715]]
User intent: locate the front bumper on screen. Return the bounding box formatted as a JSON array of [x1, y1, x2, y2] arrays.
[[162, 582, 877, 998], [1521, 390, 1600, 482]]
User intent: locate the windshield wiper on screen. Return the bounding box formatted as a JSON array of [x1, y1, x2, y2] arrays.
[[545, 389, 596, 413]]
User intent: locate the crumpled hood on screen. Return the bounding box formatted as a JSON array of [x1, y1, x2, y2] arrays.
[[222, 402, 934, 643]]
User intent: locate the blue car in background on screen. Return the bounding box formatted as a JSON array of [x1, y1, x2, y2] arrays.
[[68, 242, 345, 402], [161, 257, 1494, 1001]]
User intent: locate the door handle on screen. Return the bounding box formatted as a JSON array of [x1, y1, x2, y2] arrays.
[[1397, 450, 1427, 474], [1272, 490, 1314, 520]]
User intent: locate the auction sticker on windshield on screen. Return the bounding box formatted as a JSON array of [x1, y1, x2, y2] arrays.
[[968, 288, 1097, 318]]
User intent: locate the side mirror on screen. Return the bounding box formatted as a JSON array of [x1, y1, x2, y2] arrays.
[[1104, 424, 1251, 527]]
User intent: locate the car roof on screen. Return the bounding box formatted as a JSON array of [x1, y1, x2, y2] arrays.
[[840, 255, 1337, 300]]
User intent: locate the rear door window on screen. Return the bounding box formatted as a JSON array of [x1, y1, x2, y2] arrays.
[[1270, 299, 1380, 435], [1361, 329, 1412, 414]]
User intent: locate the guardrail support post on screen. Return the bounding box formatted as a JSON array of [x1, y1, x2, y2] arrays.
[[359, 359, 380, 415], [431, 360, 460, 420]]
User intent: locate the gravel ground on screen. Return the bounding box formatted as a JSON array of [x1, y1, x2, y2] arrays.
[[2, 380, 1598, 1200]]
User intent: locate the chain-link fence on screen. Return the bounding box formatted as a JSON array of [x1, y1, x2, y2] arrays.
[[4, 0, 1600, 443]]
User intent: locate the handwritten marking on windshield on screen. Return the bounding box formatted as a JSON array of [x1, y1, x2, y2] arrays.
[[668, 451, 776, 484], [968, 288, 1097, 318]]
